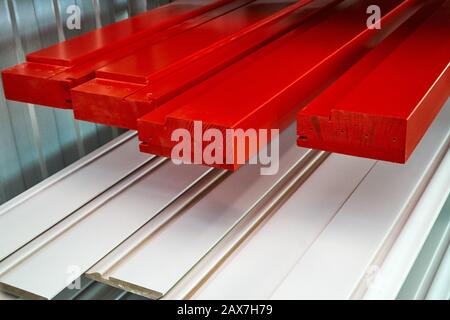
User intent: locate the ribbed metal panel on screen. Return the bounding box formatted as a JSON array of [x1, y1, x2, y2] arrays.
[[0, 0, 167, 205]]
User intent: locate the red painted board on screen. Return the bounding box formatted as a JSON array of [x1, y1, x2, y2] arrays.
[[1, 0, 244, 108], [297, 0, 450, 163], [27, 0, 234, 67], [71, 0, 341, 129], [137, 0, 418, 170]]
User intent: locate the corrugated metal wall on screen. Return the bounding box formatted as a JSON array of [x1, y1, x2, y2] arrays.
[[0, 0, 170, 205]]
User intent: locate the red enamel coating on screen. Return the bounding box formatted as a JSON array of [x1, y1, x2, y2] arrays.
[[28, 0, 235, 67], [1, 0, 242, 108], [137, 0, 419, 169], [297, 0, 450, 163], [71, 0, 339, 129]]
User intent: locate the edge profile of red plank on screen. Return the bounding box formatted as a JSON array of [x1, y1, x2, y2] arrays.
[[71, 0, 338, 130], [1, 0, 237, 108], [297, 0, 450, 163]]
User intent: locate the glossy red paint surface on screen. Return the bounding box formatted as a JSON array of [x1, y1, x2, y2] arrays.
[[2, 0, 448, 170], [72, 0, 338, 129], [137, 0, 417, 169], [28, 0, 235, 67], [297, 0, 450, 163], [1, 0, 241, 108], [94, 1, 296, 85]]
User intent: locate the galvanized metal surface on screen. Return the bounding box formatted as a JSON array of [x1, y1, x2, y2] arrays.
[[0, 157, 208, 299], [0, 0, 165, 206], [54, 276, 149, 300], [1, 276, 150, 300], [0, 132, 151, 261]]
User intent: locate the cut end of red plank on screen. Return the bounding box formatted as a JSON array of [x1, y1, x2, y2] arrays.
[[72, 79, 147, 129], [137, 108, 277, 171], [1, 63, 72, 109]]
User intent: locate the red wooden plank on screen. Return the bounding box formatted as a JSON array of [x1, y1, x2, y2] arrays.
[[28, 0, 235, 67], [297, 0, 450, 163], [137, 0, 418, 170], [1, 0, 243, 108], [71, 0, 340, 129]]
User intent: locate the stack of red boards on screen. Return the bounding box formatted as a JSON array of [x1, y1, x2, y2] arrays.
[[2, 0, 241, 108], [2, 0, 448, 170]]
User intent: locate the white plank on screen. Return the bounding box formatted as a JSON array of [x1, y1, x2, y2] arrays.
[[272, 103, 450, 300], [86, 126, 317, 299], [0, 133, 151, 261], [364, 149, 450, 299], [426, 244, 450, 300], [190, 155, 375, 300], [0, 159, 208, 299]]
